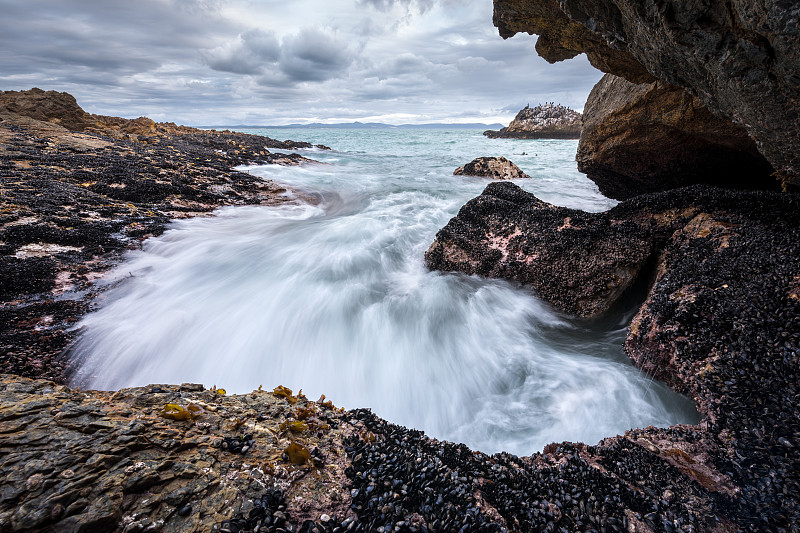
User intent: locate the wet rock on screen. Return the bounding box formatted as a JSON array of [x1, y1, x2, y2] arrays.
[[578, 74, 775, 200], [453, 157, 530, 180], [492, 0, 800, 188], [426, 181, 660, 317], [483, 103, 581, 139], [0, 91, 326, 382], [0, 377, 355, 533]]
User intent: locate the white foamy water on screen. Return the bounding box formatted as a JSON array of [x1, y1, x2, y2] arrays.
[[69, 128, 698, 456]]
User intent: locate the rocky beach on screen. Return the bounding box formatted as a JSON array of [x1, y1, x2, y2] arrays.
[[2, 1, 800, 533], [0, 88, 327, 382]]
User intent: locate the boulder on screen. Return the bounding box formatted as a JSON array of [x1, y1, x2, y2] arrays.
[[493, 0, 800, 189], [425, 181, 659, 317], [0, 88, 95, 131], [578, 74, 775, 200], [453, 156, 530, 179], [484, 103, 581, 139]]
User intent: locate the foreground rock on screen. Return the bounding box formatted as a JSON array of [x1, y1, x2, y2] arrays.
[[0, 90, 326, 383], [492, 0, 800, 189], [578, 74, 775, 200], [0, 375, 749, 532], [427, 182, 800, 529], [483, 103, 581, 139], [453, 156, 530, 180]]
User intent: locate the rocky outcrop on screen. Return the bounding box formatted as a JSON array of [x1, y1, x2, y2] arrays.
[[0, 89, 331, 150], [453, 156, 530, 179], [483, 103, 581, 139], [493, 0, 800, 189], [425, 181, 656, 317], [578, 74, 776, 200], [0, 91, 327, 383], [426, 181, 800, 529], [0, 378, 358, 532], [0, 372, 755, 532]]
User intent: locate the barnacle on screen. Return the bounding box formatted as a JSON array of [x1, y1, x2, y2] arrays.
[[159, 403, 204, 420]]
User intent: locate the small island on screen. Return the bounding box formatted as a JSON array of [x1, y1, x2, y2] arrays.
[[484, 103, 581, 139]]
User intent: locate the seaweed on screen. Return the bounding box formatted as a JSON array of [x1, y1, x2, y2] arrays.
[[159, 403, 203, 420], [284, 442, 310, 465]]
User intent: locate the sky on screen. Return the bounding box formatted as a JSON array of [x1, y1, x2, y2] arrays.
[[0, 0, 602, 126]]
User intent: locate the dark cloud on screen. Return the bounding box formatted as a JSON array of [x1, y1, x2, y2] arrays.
[[0, 0, 602, 124], [203, 30, 281, 75], [279, 28, 355, 82]]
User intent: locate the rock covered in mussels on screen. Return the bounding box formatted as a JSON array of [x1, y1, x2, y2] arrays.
[[0, 90, 326, 383], [453, 156, 530, 180], [483, 103, 581, 139], [492, 0, 800, 189], [425, 181, 658, 317], [578, 74, 776, 200], [0, 375, 753, 532], [426, 181, 800, 529]]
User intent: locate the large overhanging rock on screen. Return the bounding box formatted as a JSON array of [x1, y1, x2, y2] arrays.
[[493, 0, 800, 189], [578, 74, 776, 200]]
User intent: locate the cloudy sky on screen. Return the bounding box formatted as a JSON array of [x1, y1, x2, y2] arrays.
[[0, 0, 601, 126]]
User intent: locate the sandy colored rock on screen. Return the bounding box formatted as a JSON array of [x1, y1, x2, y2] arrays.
[[0, 377, 358, 532], [577, 74, 775, 199]]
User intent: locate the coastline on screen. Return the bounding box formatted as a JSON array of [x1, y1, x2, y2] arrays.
[[1, 96, 798, 531], [0, 107, 321, 383]]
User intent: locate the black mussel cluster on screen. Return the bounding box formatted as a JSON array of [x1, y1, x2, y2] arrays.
[[628, 200, 800, 530], [222, 434, 255, 455], [337, 409, 718, 533], [344, 409, 505, 533], [216, 488, 348, 533], [218, 488, 292, 533]]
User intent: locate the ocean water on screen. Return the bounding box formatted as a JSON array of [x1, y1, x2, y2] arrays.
[[69, 128, 699, 456]]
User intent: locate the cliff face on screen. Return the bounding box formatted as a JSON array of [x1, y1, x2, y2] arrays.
[[578, 74, 776, 199], [484, 103, 581, 139], [494, 0, 800, 189]]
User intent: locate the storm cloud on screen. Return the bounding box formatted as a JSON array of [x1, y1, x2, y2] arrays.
[[0, 0, 602, 125]]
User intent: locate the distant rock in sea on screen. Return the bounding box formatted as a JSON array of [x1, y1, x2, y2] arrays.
[[454, 156, 530, 179], [484, 103, 581, 139]]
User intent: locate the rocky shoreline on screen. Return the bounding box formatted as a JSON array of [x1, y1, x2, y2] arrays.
[[3, 108, 798, 531], [0, 89, 326, 383], [4, 0, 800, 524]]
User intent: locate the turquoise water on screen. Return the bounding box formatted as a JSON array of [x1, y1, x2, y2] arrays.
[[70, 128, 699, 456]]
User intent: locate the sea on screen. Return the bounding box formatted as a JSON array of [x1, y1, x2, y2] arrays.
[[68, 127, 699, 457]]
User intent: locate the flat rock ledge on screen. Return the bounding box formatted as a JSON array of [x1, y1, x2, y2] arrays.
[[454, 157, 530, 180], [426, 181, 800, 530], [0, 374, 744, 533]]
